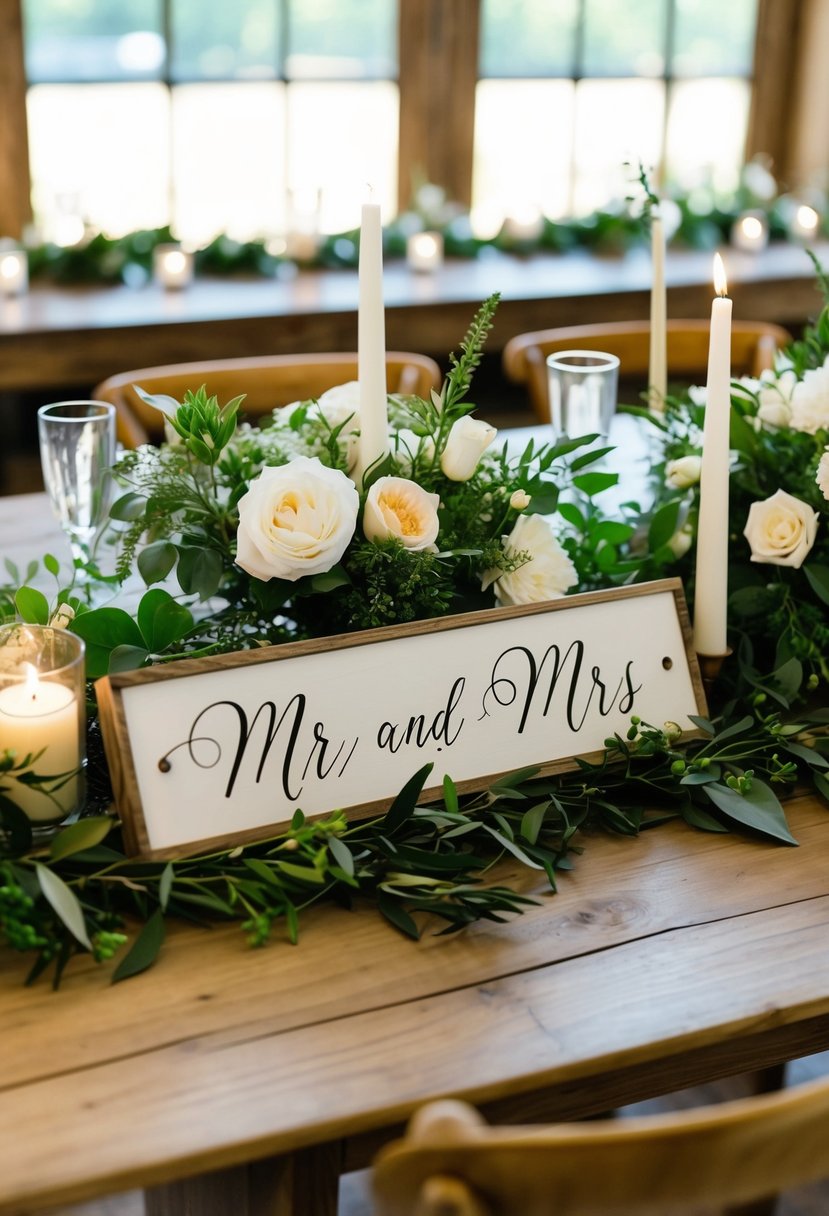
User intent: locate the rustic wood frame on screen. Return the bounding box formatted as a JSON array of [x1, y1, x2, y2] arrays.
[[96, 578, 706, 860]]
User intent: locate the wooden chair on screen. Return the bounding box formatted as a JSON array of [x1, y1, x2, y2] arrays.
[[502, 320, 793, 422], [372, 1080, 829, 1215], [92, 351, 443, 448]]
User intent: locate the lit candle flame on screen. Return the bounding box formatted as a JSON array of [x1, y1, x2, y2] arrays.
[[713, 252, 728, 297], [23, 663, 39, 702], [796, 204, 819, 232], [163, 250, 187, 274], [740, 215, 763, 240]]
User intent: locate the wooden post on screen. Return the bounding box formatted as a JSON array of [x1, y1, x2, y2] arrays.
[[397, 0, 480, 210], [0, 0, 32, 238]]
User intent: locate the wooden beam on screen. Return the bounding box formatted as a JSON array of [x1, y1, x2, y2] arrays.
[[397, 0, 480, 209], [0, 0, 32, 238]]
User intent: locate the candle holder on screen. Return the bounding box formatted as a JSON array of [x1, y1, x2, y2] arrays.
[[153, 243, 195, 290], [0, 624, 86, 835], [789, 204, 821, 244], [406, 231, 444, 273], [0, 248, 29, 297], [730, 211, 769, 253], [696, 648, 732, 704]]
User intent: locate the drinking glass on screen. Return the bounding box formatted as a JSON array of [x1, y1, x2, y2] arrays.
[[37, 401, 116, 579], [546, 351, 620, 439]]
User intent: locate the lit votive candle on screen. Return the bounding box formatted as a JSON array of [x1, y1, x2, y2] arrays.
[[153, 244, 195, 290], [0, 625, 85, 825], [731, 212, 769, 253], [501, 205, 544, 243], [0, 249, 28, 297], [406, 231, 444, 273], [790, 204, 820, 243]]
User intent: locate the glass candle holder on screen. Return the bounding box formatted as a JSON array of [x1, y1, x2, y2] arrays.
[[730, 212, 769, 253], [407, 231, 444, 272], [0, 624, 86, 828], [790, 204, 821, 243], [153, 244, 195, 289], [0, 248, 29, 297], [546, 350, 620, 439]]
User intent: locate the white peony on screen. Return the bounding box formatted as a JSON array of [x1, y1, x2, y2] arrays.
[[665, 455, 701, 490], [440, 416, 497, 481], [816, 450, 829, 501], [363, 476, 440, 551], [743, 489, 819, 569], [485, 513, 578, 606], [790, 357, 829, 434], [235, 456, 359, 582]]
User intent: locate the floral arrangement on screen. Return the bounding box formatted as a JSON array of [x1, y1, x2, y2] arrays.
[[3, 291, 829, 988]]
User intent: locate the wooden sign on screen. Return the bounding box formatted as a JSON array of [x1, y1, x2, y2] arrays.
[[96, 578, 706, 859]]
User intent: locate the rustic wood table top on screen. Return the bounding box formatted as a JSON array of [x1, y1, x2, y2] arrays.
[[2, 496, 829, 1216]]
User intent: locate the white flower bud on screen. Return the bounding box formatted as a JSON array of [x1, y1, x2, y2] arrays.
[[440, 416, 497, 482], [510, 489, 531, 511], [667, 523, 693, 558], [665, 455, 702, 490]]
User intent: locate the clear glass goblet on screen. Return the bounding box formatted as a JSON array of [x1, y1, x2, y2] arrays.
[[37, 401, 116, 585]]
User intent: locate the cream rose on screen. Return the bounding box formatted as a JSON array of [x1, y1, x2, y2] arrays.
[[440, 416, 497, 481], [743, 489, 819, 569], [816, 450, 829, 501], [235, 456, 359, 582], [665, 455, 701, 490], [485, 513, 577, 606], [363, 476, 440, 551]]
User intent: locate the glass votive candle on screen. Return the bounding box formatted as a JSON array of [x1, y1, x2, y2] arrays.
[[501, 206, 544, 243], [730, 211, 769, 253], [790, 204, 821, 243], [153, 243, 195, 290], [546, 350, 620, 439], [0, 248, 29, 297], [406, 231, 444, 272], [0, 624, 86, 828]]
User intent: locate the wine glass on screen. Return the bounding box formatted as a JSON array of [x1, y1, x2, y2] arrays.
[[37, 401, 117, 586]]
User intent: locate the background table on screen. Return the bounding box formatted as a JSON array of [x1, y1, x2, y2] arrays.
[[2, 497, 829, 1216]]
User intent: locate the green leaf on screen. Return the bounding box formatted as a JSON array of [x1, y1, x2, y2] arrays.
[[328, 835, 354, 877], [647, 499, 682, 552], [0, 794, 33, 854], [108, 644, 151, 673], [572, 471, 619, 497], [377, 894, 420, 940], [137, 541, 178, 586], [49, 816, 114, 861], [711, 715, 755, 745], [72, 606, 145, 650], [276, 861, 326, 885], [592, 520, 635, 545], [112, 909, 166, 983], [43, 553, 60, 577], [35, 863, 93, 950], [569, 445, 615, 472], [14, 586, 49, 625], [484, 826, 544, 868], [137, 588, 193, 652], [703, 780, 797, 845], [110, 492, 147, 522], [689, 714, 716, 735], [442, 774, 459, 814], [177, 546, 223, 599], [520, 801, 549, 845], [557, 501, 586, 531], [307, 566, 351, 593], [783, 741, 829, 770], [804, 564, 829, 608], [814, 771, 829, 803], [159, 863, 174, 911], [384, 763, 435, 833]]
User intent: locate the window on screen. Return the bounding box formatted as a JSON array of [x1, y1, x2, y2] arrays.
[[474, 0, 758, 224], [23, 0, 399, 243]]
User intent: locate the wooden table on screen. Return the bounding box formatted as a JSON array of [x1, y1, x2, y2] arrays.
[[0, 243, 826, 396], [2, 497, 829, 1215]]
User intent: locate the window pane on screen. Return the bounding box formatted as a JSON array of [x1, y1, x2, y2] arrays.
[[582, 0, 667, 76], [170, 0, 278, 81], [473, 81, 575, 219], [572, 79, 664, 213], [27, 83, 170, 237], [672, 0, 758, 76], [480, 0, 579, 77], [287, 0, 397, 80], [23, 0, 164, 82], [172, 84, 286, 243], [666, 78, 750, 191], [287, 83, 398, 231]]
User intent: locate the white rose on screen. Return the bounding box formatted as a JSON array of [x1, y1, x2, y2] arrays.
[[235, 456, 359, 582], [485, 513, 578, 606], [817, 451, 829, 501], [667, 523, 694, 558], [283, 383, 362, 470], [363, 476, 440, 551], [665, 455, 701, 490], [510, 489, 531, 510], [743, 489, 819, 569], [790, 358, 829, 434], [755, 368, 796, 429], [440, 416, 497, 481]]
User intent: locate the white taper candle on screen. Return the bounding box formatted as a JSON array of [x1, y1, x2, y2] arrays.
[[357, 202, 388, 482], [649, 209, 667, 410]]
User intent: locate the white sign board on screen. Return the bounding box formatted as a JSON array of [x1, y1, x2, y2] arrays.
[[96, 579, 705, 858]]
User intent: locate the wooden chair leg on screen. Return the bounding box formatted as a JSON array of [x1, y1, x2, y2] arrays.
[[725, 1065, 787, 1216], [145, 1141, 343, 1216]]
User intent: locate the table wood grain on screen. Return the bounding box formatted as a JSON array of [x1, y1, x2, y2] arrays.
[[2, 498, 829, 1215]]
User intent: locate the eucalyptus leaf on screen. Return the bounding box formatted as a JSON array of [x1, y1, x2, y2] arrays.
[[35, 863, 93, 950], [384, 763, 435, 833], [703, 780, 797, 845], [112, 909, 165, 983], [50, 817, 114, 861]]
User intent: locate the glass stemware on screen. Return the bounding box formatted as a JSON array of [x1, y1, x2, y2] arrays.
[[37, 401, 116, 584]]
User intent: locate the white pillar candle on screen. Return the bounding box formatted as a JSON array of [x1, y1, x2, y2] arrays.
[[0, 249, 28, 297], [357, 202, 388, 481], [153, 244, 195, 290], [406, 231, 444, 273], [693, 252, 732, 657], [0, 667, 80, 821], [648, 210, 667, 411]]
